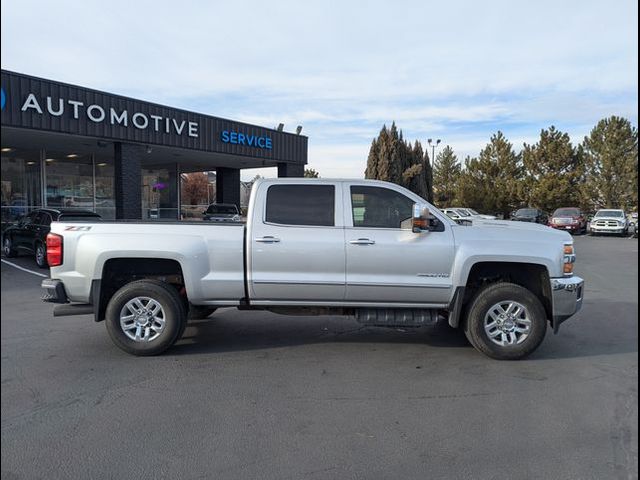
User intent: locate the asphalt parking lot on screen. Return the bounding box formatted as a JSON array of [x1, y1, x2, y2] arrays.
[[1, 236, 637, 480]]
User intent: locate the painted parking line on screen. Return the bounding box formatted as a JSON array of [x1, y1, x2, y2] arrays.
[[1, 259, 48, 278]]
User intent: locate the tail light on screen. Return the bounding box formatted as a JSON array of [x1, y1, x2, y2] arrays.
[[46, 233, 63, 267]]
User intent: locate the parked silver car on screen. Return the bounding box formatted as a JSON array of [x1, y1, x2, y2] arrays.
[[203, 203, 242, 223]]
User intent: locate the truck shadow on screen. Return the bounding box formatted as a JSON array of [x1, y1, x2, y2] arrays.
[[170, 299, 638, 361], [171, 312, 472, 355]]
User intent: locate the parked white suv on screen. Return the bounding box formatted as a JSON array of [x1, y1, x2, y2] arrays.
[[442, 208, 473, 225], [589, 209, 628, 235], [443, 208, 497, 224], [451, 207, 497, 220]]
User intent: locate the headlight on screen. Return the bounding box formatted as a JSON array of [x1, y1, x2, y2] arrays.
[[563, 244, 575, 275]]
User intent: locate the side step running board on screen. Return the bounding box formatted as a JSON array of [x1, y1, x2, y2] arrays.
[[53, 304, 94, 317], [355, 308, 439, 327]]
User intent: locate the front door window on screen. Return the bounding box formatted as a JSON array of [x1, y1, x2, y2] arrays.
[[351, 186, 413, 229]]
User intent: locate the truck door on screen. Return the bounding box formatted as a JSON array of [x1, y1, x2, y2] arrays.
[[248, 182, 346, 302], [344, 184, 455, 304]]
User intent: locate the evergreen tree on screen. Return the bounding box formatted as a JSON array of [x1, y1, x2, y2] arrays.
[[364, 137, 379, 179], [304, 168, 320, 178], [456, 156, 491, 212], [522, 126, 584, 211], [402, 140, 430, 200], [456, 132, 523, 217], [582, 116, 638, 210], [432, 146, 460, 207], [423, 147, 434, 203], [364, 122, 433, 201]]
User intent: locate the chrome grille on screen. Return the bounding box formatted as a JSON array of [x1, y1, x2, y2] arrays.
[[595, 220, 619, 227]]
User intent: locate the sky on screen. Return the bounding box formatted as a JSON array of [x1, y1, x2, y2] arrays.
[[1, 0, 637, 180]]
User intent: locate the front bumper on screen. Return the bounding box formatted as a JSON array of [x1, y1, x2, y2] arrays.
[[550, 223, 580, 232], [590, 226, 626, 234], [550, 276, 584, 332]]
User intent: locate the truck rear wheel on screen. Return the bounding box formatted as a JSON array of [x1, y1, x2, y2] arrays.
[[463, 282, 547, 360], [105, 280, 186, 356]]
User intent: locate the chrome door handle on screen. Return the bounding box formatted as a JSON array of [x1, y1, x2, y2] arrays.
[[349, 238, 375, 245], [255, 236, 281, 243]]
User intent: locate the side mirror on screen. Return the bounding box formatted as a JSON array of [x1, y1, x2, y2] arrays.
[[412, 203, 430, 233]]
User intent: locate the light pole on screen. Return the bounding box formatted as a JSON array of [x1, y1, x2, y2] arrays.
[[427, 138, 441, 163]]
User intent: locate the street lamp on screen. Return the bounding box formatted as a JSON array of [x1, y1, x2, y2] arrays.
[[427, 138, 441, 162]]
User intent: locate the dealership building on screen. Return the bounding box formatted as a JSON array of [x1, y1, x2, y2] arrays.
[[1, 70, 308, 223]]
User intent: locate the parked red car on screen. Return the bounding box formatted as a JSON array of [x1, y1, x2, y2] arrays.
[[549, 207, 587, 234]]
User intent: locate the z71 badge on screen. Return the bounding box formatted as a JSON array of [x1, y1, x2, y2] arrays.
[[64, 226, 92, 231]]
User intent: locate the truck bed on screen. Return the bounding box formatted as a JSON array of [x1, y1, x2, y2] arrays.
[[49, 221, 246, 304]]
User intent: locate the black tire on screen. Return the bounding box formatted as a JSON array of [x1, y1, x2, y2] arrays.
[[105, 279, 187, 356], [35, 242, 48, 268], [2, 235, 17, 257], [188, 305, 217, 320], [462, 282, 547, 360]]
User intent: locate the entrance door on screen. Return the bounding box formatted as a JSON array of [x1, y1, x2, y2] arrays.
[[142, 167, 178, 220], [345, 185, 455, 304]]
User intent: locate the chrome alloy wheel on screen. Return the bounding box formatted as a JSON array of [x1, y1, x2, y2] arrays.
[[3, 237, 11, 255], [119, 297, 166, 342], [36, 244, 46, 266], [483, 301, 532, 346]]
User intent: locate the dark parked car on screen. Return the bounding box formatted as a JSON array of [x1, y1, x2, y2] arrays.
[[2, 208, 101, 268], [511, 208, 548, 224], [549, 207, 587, 234]]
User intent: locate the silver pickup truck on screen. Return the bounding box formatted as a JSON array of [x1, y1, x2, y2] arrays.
[[41, 178, 584, 359]]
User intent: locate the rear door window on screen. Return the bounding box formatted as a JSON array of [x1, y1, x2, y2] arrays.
[[265, 185, 335, 226]]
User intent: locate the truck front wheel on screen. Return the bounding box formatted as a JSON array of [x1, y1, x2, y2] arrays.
[[105, 280, 186, 356], [463, 282, 547, 360]]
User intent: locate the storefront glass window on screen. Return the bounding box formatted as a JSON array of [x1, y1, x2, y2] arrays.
[[95, 152, 115, 220], [1, 148, 42, 227], [44, 152, 94, 210]]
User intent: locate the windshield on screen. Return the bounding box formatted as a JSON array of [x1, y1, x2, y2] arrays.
[[516, 208, 537, 216], [467, 209, 480, 215], [595, 210, 623, 218], [554, 208, 580, 217], [206, 205, 238, 215], [455, 209, 471, 217]]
